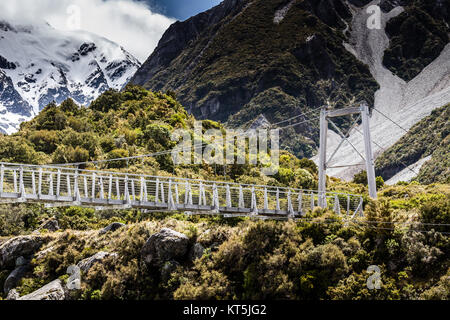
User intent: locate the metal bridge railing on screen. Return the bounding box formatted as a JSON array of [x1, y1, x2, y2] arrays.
[[0, 162, 364, 219]]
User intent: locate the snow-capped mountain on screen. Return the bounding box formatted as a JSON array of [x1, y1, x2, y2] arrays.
[[0, 20, 141, 134]]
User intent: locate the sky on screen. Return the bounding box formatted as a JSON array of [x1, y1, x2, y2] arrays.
[[145, 0, 222, 21], [0, 0, 221, 62]]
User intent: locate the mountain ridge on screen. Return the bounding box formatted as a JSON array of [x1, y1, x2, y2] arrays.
[[0, 20, 141, 134], [131, 0, 380, 158]]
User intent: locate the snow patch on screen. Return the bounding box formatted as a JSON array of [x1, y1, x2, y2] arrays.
[[306, 35, 315, 42], [0, 101, 31, 134], [386, 155, 432, 185], [313, 0, 450, 181], [274, 0, 296, 24], [0, 20, 141, 133]]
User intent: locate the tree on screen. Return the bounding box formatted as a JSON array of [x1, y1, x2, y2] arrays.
[[354, 170, 385, 189], [90, 89, 122, 113]]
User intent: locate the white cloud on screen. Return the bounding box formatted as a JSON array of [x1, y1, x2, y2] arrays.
[[0, 0, 175, 62]]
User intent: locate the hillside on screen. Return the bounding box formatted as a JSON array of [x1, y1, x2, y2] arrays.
[[0, 90, 448, 301], [131, 0, 449, 166], [376, 104, 449, 184], [0, 85, 320, 191], [0, 181, 448, 300], [131, 0, 380, 158], [382, 0, 449, 81], [313, 0, 450, 181]]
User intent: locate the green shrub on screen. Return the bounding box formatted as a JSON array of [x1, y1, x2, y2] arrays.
[[107, 149, 129, 169], [420, 197, 450, 232]]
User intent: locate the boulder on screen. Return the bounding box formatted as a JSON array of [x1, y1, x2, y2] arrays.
[[161, 260, 180, 282], [0, 235, 43, 268], [15, 256, 28, 267], [77, 251, 118, 273], [34, 246, 55, 261], [38, 218, 60, 232], [4, 264, 30, 294], [141, 228, 189, 266], [6, 289, 19, 300], [18, 279, 65, 300], [99, 222, 125, 235], [188, 243, 205, 262]]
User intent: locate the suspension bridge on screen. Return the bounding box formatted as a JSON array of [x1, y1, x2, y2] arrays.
[[1, 103, 410, 220], [0, 162, 364, 220]]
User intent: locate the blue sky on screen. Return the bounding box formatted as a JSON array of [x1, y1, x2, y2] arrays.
[[145, 0, 222, 20]]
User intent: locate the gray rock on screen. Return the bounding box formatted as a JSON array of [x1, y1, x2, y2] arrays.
[[161, 260, 180, 282], [18, 279, 65, 300], [38, 218, 60, 232], [34, 246, 54, 261], [6, 289, 19, 300], [189, 243, 205, 262], [15, 256, 28, 267], [0, 235, 43, 268], [77, 251, 118, 273], [4, 264, 30, 294], [141, 228, 189, 266], [99, 222, 125, 235], [248, 114, 271, 130]]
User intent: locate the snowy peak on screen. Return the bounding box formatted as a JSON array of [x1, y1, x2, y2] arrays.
[[0, 20, 141, 134]]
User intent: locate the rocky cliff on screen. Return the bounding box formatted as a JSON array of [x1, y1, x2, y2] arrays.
[[131, 0, 380, 158]]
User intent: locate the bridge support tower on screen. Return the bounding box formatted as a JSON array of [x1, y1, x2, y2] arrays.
[[318, 103, 377, 208]]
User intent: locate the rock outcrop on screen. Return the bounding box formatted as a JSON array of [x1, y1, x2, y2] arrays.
[[77, 251, 118, 273], [38, 218, 60, 232], [4, 261, 30, 294], [99, 222, 126, 235], [6, 289, 19, 300], [0, 235, 43, 268], [18, 279, 66, 300], [188, 243, 205, 262], [141, 228, 190, 267]]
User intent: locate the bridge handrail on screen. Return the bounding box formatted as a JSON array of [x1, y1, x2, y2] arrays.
[[0, 162, 363, 198]]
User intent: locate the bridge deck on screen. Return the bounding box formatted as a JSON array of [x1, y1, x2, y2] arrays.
[[0, 162, 364, 219]]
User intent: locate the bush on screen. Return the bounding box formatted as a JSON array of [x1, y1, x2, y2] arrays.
[[0, 136, 41, 164], [52, 145, 90, 164], [144, 123, 173, 151], [107, 149, 130, 169], [27, 130, 59, 153], [420, 197, 450, 232], [90, 90, 122, 113], [36, 103, 67, 130], [353, 171, 367, 185], [353, 171, 385, 189], [294, 168, 315, 189], [376, 176, 385, 189], [58, 207, 97, 230]]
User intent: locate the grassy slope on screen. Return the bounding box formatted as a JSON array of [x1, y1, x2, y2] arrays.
[[0, 183, 448, 300], [375, 104, 449, 183]]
